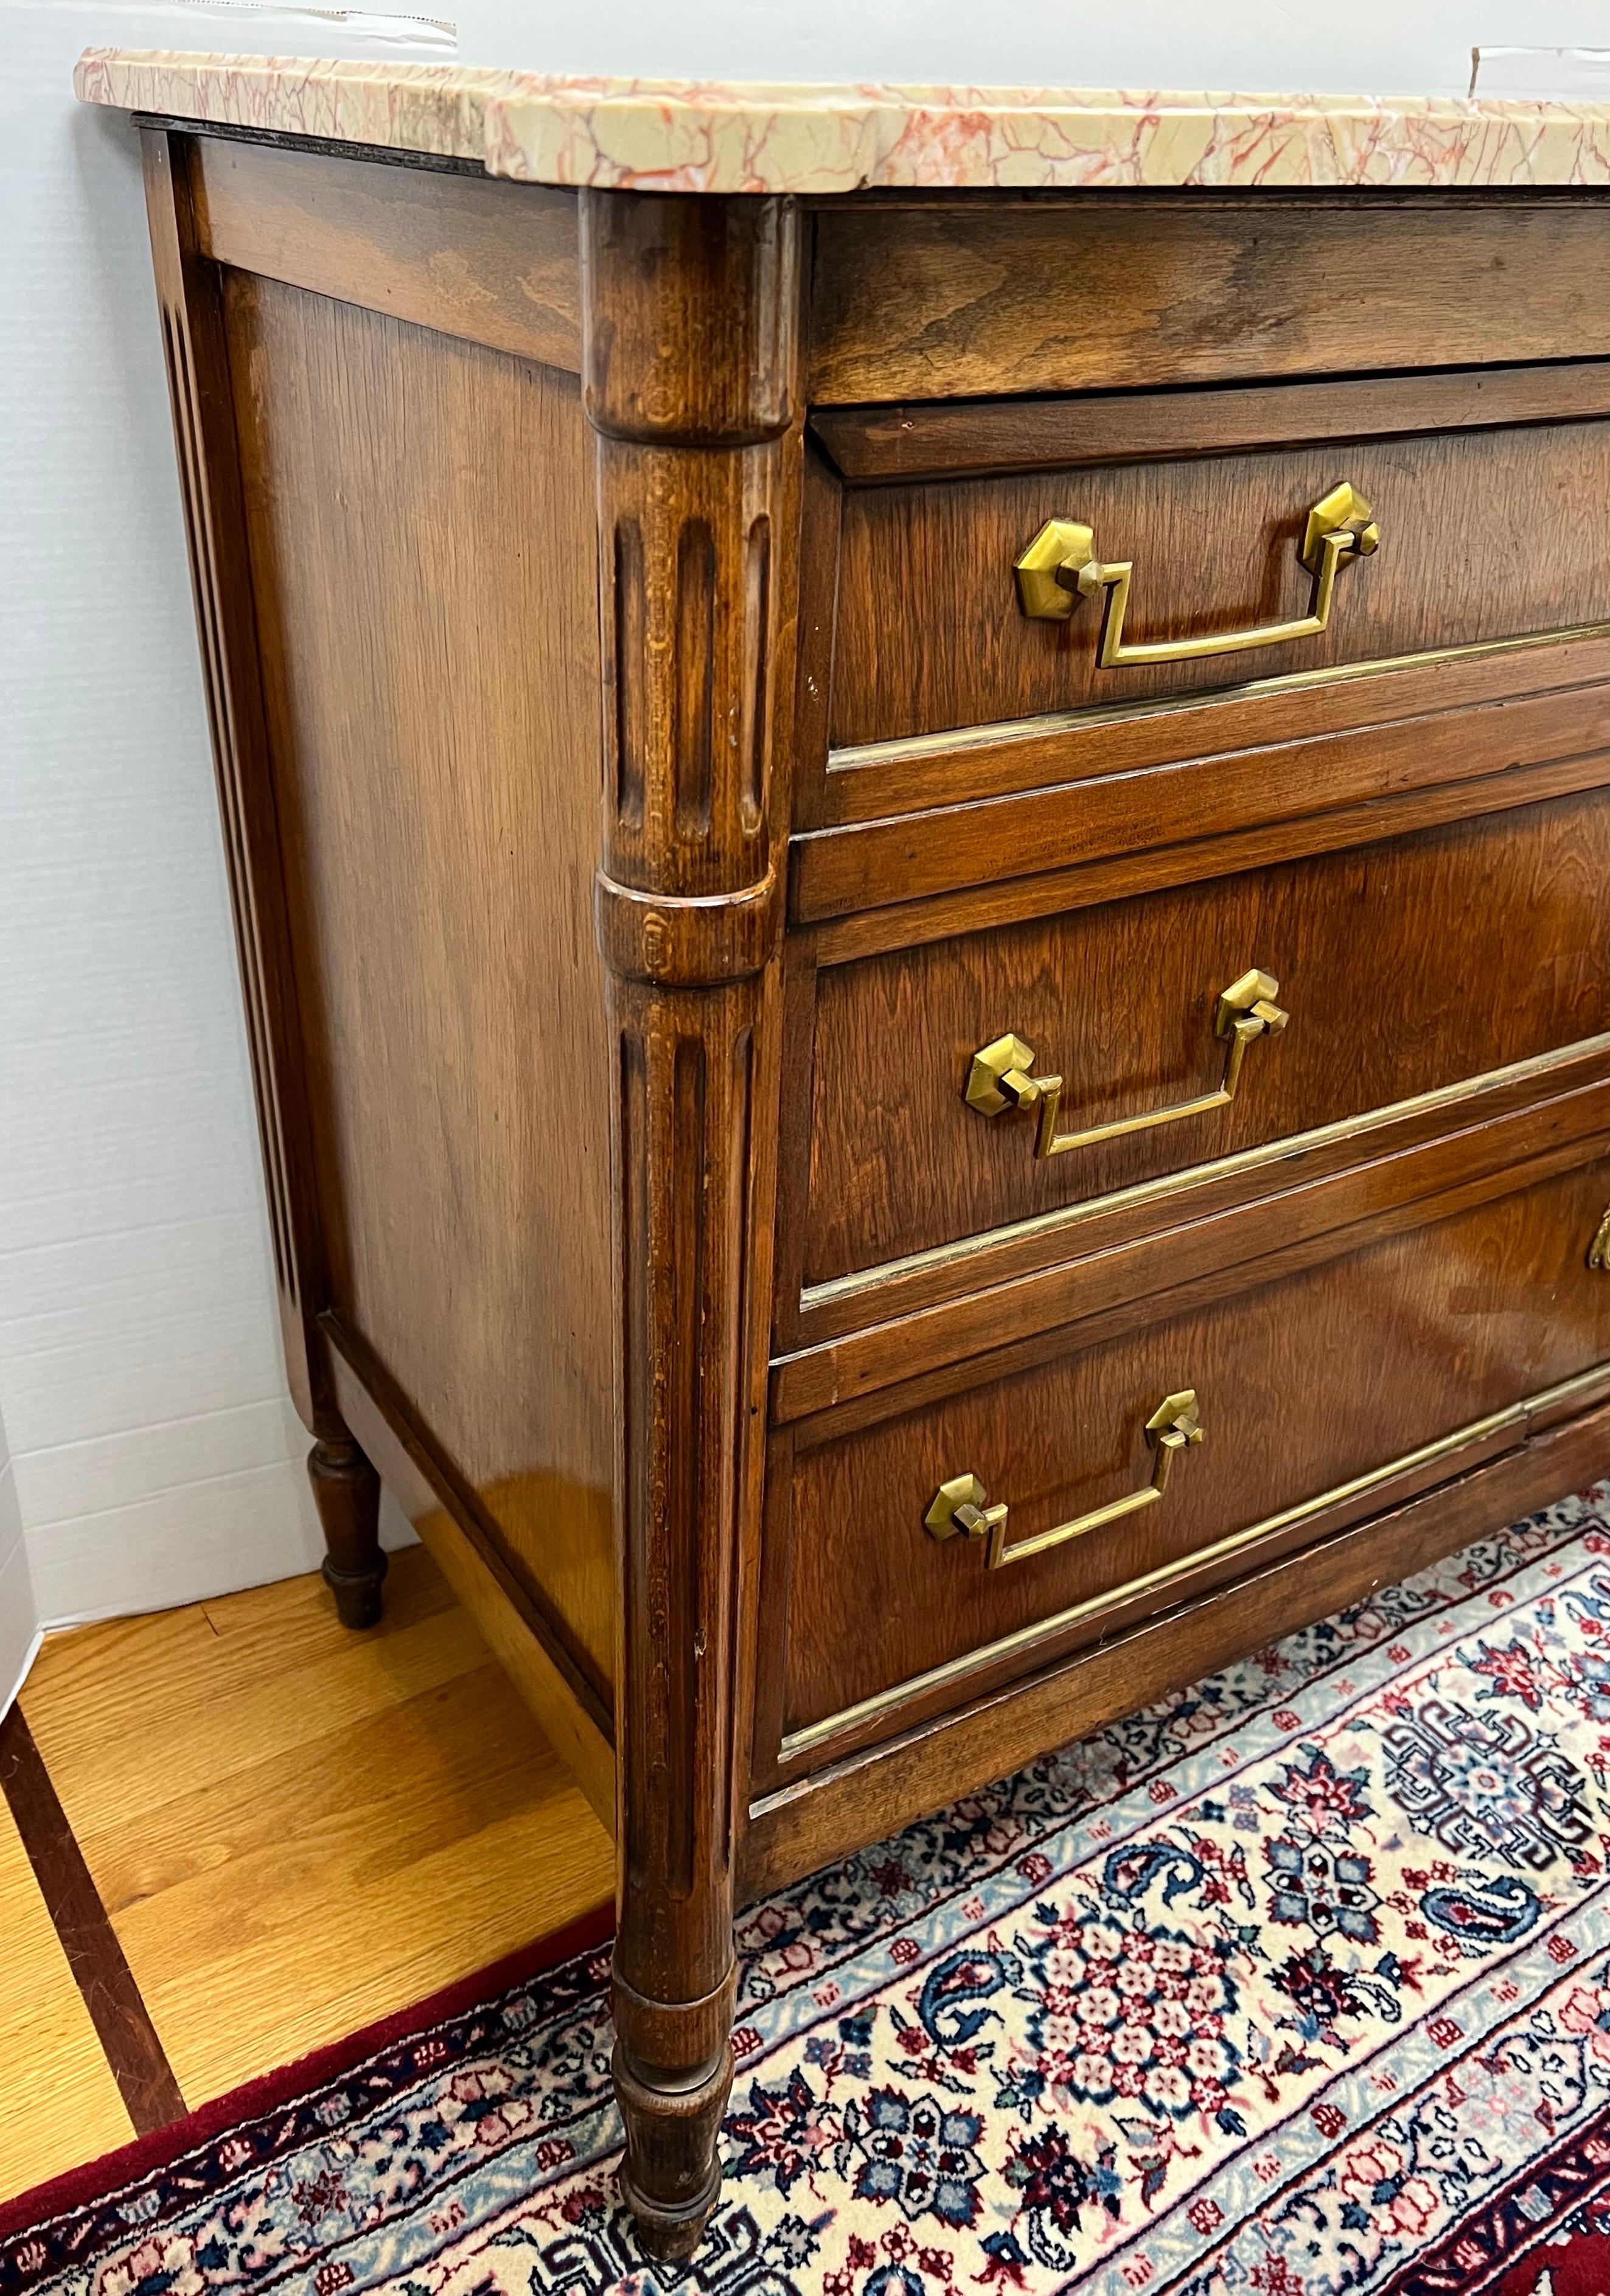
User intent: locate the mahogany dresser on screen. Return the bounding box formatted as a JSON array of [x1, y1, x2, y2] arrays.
[[77, 54, 1610, 2256]]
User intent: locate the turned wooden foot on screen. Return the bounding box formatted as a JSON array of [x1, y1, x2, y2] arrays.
[[613, 2041, 731, 2258], [307, 1433, 386, 1628], [612, 1967, 736, 2258]]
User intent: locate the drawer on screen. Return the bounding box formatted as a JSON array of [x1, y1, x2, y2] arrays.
[[798, 792, 1610, 1298], [826, 408, 1610, 755], [809, 204, 1610, 408], [765, 1152, 1610, 1775]]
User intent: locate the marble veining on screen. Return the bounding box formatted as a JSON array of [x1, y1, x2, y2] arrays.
[[73, 49, 1610, 193]]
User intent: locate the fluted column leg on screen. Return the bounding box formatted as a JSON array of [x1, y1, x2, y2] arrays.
[[580, 189, 804, 2258]]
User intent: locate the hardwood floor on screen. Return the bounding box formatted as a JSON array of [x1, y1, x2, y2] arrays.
[[0, 1543, 614, 2204], [0, 1798, 132, 2199]]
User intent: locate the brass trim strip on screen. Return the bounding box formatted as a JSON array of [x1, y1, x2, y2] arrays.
[[796, 1032, 1610, 1317], [823, 620, 1610, 781], [777, 1361, 1610, 1764]]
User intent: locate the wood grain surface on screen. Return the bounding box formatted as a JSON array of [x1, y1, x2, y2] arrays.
[[811, 361, 1610, 484], [802, 626, 1610, 835], [0, 1792, 136, 2200], [225, 274, 617, 1703], [193, 136, 581, 372], [325, 1324, 617, 1827], [19, 1548, 613, 2108], [141, 132, 340, 1445], [776, 1070, 1610, 1418], [768, 1154, 1610, 1761], [742, 1394, 1610, 1898], [830, 420, 1610, 747], [809, 198, 1610, 402], [0, 1709, 184, 2134], [800, 792, 1610, 1287], [580, 187, 806, 2259]]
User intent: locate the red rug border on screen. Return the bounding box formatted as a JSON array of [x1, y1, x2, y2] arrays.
[[0, 1899, 615, 2245]]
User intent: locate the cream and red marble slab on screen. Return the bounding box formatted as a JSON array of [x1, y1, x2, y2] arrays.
[[72, 48, 1610, 193], [72, 54, 509, 166]]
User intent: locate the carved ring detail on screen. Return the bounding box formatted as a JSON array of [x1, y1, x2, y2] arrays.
[[594, 868, 784, 987]]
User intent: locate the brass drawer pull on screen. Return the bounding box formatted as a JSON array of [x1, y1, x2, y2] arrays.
[[925, 1390, 1205, 1570], [1015, 480, 1379, 664], [967, 968, 1289, 1160], [1592, 1207, 1610, 1269]]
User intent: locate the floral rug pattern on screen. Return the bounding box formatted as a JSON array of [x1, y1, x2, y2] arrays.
[[10, 1484, 1610, 2295]]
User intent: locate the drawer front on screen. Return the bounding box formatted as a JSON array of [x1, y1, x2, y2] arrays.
[[809, 204, 1610, 406], [770, 1154, 1610, 1769], [801, 792, 1610, 1295], [830, 418, 1610, 752]]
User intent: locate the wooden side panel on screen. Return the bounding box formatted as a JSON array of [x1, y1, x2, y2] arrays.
[[772, 1152, 1610, 1764], [327, 1331, 615, 1826], [831, 420, 1610, 749], [223, 275, 616, 1701], [801, 791, 1610, 1289], [139, 132, 338, 1441], [809, 198, 1610, 403], [191, 137, 581, 372]]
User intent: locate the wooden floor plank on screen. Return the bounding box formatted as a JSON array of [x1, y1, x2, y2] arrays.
[[0, 1797, 134, 2201], [80, 1663, 564, 1912], [0, 1708, 185, 2132], [20, 1561, 489, 1836], [126, 1785, 611, 2101], [20, 1546, 614, 2110]]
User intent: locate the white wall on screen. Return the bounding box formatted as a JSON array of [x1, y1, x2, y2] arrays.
[[0, 1399, 41, 1718], [1, 1, 429, 1633], [2, 0, 1606, 1641], [459, 7, 1610, 95]]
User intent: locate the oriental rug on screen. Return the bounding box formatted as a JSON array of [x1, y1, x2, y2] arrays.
[[9, 1483, 1610, 2296]]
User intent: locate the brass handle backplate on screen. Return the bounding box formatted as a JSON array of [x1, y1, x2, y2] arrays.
[[1592, 1207, 1610, 1270], [1015, 480, 1379, 665], [966, 968, 1289, 1160], [925, 1390, 1205, 1570]]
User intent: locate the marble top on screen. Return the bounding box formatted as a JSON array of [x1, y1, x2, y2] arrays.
[[73, 49, 1610, 195]]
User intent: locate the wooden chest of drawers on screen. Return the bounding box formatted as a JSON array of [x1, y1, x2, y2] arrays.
[[111, 113, 1610, 2256]]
